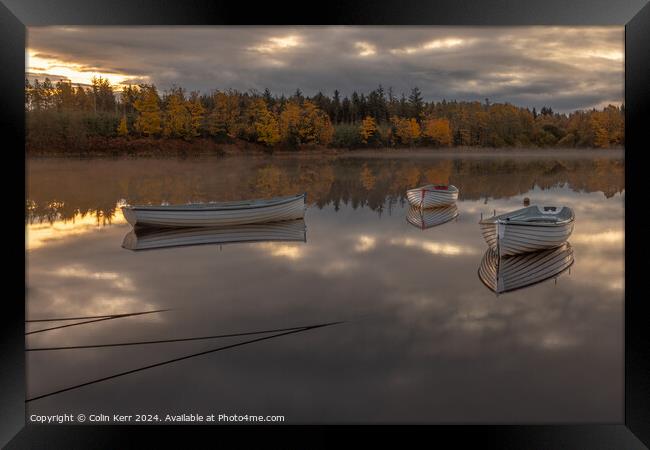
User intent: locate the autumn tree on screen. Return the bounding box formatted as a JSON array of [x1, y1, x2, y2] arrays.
[[207, 91, 241, 138], [391, 116, 421, 146], [422, 118, 452, 146], [590, 104, 624, 148], [592, 117, 610, 148], [187, 94, 205, 138], [300, 100, 334, 145], [279, 100, 333, 147], [250, 98, 280, 146], [163, 92, 191, 139], [279, 102, 302, 146], [359, 116, 378, 144], [117, 115, 129, 136], [25, 79, 626, 151], [133, 85, 162, 136]]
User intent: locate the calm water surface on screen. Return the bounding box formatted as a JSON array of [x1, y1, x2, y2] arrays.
[[26, 151, 624, 423]]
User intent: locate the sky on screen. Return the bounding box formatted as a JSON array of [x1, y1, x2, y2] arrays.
[[26, 26, 624, 113]]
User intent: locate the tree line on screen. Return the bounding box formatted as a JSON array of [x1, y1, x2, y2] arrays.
[[25, 77, 625, 150]]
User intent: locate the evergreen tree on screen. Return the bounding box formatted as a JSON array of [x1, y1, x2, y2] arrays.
[[408, 87, 424, 119]]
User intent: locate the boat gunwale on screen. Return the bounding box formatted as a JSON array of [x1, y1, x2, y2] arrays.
[[122, 193, 306, 212], [479, 216, 575, 227], [479, 206, 575, 227]]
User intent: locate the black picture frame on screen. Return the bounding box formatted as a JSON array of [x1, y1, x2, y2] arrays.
[[3, 1, 649, 447]]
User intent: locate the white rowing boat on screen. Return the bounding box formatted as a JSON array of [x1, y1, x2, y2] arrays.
[[406, 204, 458, 230], [478, 243, 574, 294], [479, 205, 574, 256], [406, 184, 458, 208], [121, 193, 306, 228], [122, 219, 307, 251]]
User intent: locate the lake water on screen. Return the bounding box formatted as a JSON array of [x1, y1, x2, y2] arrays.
[[26, 150, 624, 423]]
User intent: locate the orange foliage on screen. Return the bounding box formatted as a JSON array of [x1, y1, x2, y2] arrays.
[[422, 118, 452, 146], [359, 116, 378, 144]]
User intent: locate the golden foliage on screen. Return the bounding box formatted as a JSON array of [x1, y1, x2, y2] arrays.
[[302, 101, 334, 145], [279, 102, 302, 145], [27, 79, 625, 150], [163, 93, 191, 139], [208, 91, 241, 138], [391, 116, 421, 146], [590, 105, 624, 148], [188, 98, 205, 138], [133, 87, 161, 136], [117, 115, 128, 137], [279, 100, 333, 147], [422, 118, 452, 146], [359, 116, 378, 144], [250, 99, 280, 146]]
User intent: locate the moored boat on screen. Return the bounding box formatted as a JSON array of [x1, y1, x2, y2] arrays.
[[121, 193, 306, 228], [479, 205, 574, 256], [478, 243, 574, 294], [406, 204, 458, 230], [122, 219, 307, 251], [406, 184, 458, 208]]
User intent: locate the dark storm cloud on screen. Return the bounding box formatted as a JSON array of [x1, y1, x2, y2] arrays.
[[27, 26, 623, 112]]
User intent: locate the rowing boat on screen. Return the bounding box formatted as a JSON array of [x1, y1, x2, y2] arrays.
[[406, 204, 458, 230], [121, 193, 306, 228], [122, 219, 307, 251], [478, 243, 574, 294], [406, 184, 459, 208], [479, 205, 574, 256]]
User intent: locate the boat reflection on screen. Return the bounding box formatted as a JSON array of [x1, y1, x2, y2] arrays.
[[478, 243, 574, 294], [406, 204, 459, 230], [122, 219, 306, 251]]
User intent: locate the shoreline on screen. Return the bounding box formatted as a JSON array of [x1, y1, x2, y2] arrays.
[[25, 137, 624, 159], [26, 147, 625, 160]]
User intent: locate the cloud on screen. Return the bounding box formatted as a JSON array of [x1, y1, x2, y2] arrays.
[[355, 41, 377, 57], [26, 26, 623, 112]]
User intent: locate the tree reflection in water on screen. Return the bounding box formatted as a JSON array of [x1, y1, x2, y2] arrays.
[[26, 153, 623, 225]]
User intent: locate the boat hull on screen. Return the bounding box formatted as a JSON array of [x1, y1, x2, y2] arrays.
[[479, 205, 574, 256], [480, 220, 574, 256], [122, 194, 306, 228], [406, 185, 458, 208], [122, 219, 307, 251], [406, 204, 458, 230], [478, 243, 574, 294]]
